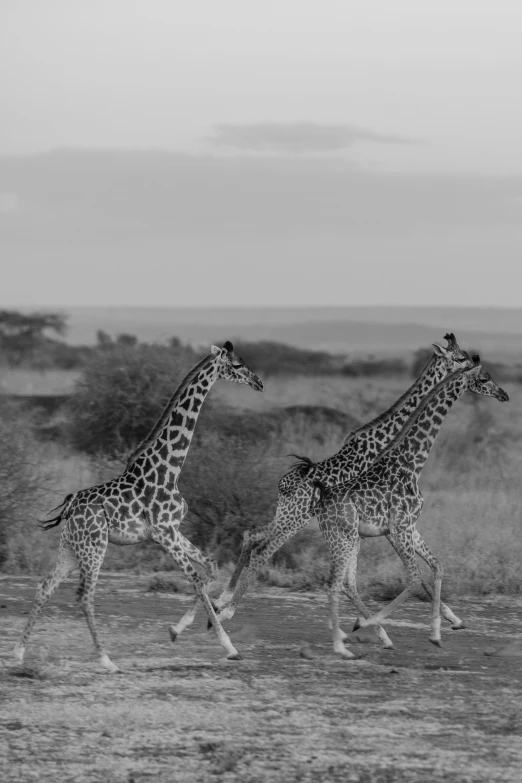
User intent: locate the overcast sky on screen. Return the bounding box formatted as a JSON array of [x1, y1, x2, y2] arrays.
[[3, 0, 522, 171], [1, 1, 522, 308]]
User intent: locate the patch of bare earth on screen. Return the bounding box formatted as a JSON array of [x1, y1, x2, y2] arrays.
[[1, 575, 521, 782]]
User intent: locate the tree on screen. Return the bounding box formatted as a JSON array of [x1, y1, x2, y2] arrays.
[[0, 309, 67, 366]]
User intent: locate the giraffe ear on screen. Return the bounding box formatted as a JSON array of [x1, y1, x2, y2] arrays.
[[432, 343, 449, 358], [211, 345, 220, 355]]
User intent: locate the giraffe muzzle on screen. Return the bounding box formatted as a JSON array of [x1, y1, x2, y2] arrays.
[[250, 374, 264, 392], [497, 387, 509, 402]]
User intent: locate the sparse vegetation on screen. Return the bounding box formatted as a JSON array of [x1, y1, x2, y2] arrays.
[[66, 341, 198, 456], [0, 326, 520, 598], [0, 399, 56, 571]]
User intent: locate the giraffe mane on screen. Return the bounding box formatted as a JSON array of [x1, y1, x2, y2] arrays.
[[369, 365, 468, 465], [126, 352, 215, 468]]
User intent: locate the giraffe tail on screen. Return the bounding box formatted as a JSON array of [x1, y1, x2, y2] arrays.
[[39, 493, 75, 530], [287, 454, 316, 477], [309, 479, 326, 514]]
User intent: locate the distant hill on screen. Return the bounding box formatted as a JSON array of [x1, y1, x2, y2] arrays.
[[62, 306, 522, 359]]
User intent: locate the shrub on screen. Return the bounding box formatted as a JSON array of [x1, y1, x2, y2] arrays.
[[180, 427, 282, 565], [343, 357, 408, 377], [227, 340, 345, 376], [0, 399, 54, 570], [67, 342, 198, 455]]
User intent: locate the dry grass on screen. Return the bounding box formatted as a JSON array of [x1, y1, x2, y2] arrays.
[[2, 370, 521, 597], [0, 368, 79, 395]]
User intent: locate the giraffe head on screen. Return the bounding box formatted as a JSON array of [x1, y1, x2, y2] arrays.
[[211, 341, 264, 391], [432, 332, 472, 371], [464, 355, 509, 402]]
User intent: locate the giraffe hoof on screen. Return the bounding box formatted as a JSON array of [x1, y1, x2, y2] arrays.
[[451, 622, 466, 630], [169, 626, 179, 643], [101, 661, 123, 674], [429, 638, 443, 648], [100, 654, 123, 673], [207, 618, 213, 631], [352, 618, 362, 631], [339, 651, 357, 660], [226, 653, 243, 661]]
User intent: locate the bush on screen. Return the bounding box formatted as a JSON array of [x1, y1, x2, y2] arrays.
[[180, 427, 282, 565], [227, 340, 345, 376], [67, 342, 198, 456], [343, 357, 408, 377], [0, 399, 54, 570]]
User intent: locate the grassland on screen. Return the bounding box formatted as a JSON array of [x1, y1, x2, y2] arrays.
[[2, 368, 521, 599]]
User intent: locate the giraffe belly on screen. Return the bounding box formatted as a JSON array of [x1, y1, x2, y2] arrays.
[[108, 516, 152, 545], [358, 522, 389, 538]]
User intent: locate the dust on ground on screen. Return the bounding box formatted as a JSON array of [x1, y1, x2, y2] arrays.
[[1, 574, 521, 783]]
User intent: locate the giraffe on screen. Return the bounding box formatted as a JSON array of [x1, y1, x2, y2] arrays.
[[14, 342, 263, 672], [313, 357, 508, 656], [210, 333, 473, 625]]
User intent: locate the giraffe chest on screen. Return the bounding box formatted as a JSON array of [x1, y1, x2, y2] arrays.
[[353, 479, 422, 537], [102, 480, 185, 544]]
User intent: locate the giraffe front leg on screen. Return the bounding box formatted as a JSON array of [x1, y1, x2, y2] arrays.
[[411, 530, 465, 630], [154, 528, 242, 660], [169, 533, 219, 641], [342, 541, 394, 650], [356, 528, 434, 644], [326, 561, 356, 659]]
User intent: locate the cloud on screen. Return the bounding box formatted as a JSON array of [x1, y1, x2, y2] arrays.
[[207, 122, 419, 152]]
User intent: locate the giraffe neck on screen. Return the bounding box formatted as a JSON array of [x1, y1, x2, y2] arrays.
[[125, 353, 219, 480], [379, 368, 468, 474], [346, 353, 447, 446], [317, 354, 450, 483]]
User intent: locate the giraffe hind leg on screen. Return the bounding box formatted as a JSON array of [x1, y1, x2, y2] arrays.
[[216, 489, 315, 623], [64, 518, 122, 673], [14, 538, 77, 664], [214, 528, 265, 611], [76, 563, 122, 673]]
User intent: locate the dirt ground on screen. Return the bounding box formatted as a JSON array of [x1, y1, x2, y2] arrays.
[[1, 574, 521, 783]]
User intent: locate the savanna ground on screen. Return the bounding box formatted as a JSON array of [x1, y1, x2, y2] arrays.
[[1, 365, 522, 781], [1, 575, 522, 783]]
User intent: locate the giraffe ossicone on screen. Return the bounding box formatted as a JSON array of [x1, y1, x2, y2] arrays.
[[15, 342, 263, 672]]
